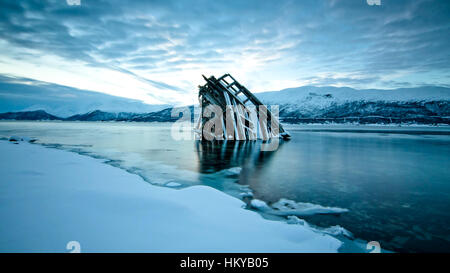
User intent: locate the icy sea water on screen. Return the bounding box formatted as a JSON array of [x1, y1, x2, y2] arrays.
[[0, 121, 449, 252]]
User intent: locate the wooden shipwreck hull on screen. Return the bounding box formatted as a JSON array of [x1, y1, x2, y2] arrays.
[[194, 73, 290, 141]]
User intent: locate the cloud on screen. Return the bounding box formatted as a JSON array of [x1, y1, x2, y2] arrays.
[[300, 75, 381, 87], [0, 0, 448, 101]]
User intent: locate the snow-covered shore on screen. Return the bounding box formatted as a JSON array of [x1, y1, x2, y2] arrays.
[[0, 141, 343, 252]]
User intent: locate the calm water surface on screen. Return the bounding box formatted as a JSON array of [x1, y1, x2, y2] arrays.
[[0, 121, 449, 252]]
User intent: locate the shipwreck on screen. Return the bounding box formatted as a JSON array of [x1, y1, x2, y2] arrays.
[[194, 74, 290, 141]]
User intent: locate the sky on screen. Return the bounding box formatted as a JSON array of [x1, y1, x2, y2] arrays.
[[0, 0, 449, 106]]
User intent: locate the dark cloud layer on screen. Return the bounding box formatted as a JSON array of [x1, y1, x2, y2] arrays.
[[0, 0, 449, 89]]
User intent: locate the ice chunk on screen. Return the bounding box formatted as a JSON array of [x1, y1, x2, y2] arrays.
[[287, 216, 352, 238], [165, 182, 181, 187], [250, 199, 271, 211], [249, 198, 348, 216], [240, 192, 254, 198], [286, 216, 309, 226], [222, 167, 242, 176], [9, 136, 22, 142], [271, 198, 348, 216], [321, 225, 353, 238], [240, 192, 254, 206], [9, 136, 37, 143]]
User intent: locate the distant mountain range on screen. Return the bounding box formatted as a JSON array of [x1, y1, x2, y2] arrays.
[[255, 85, 450, 124], [64, 107, 194, 122], [0, 110, 61, 121], [0, 74, 171, 117], [0, 108, 194, 123], [1, 86, 449, 124]]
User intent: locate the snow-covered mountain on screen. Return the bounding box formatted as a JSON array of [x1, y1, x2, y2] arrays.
[[64, 107, 193, 122], [0, 75, 171, 117], [257, 86, 450, 104], [65, 110, 140, 121], [254, 86, 450, 123], [0, 107, 195, 122]]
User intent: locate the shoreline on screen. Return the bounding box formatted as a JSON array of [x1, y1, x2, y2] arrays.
[[1, 119, 449, 127]]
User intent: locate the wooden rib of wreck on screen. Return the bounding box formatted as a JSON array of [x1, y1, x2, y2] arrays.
[[194, 73, 290, 141]]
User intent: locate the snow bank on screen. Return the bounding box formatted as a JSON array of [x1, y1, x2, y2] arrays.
[[0, 141, 342, 252]]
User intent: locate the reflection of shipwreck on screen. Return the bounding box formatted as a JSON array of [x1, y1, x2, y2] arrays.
[[194, 74, 290, 141], [195, 140, 280, 173]]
